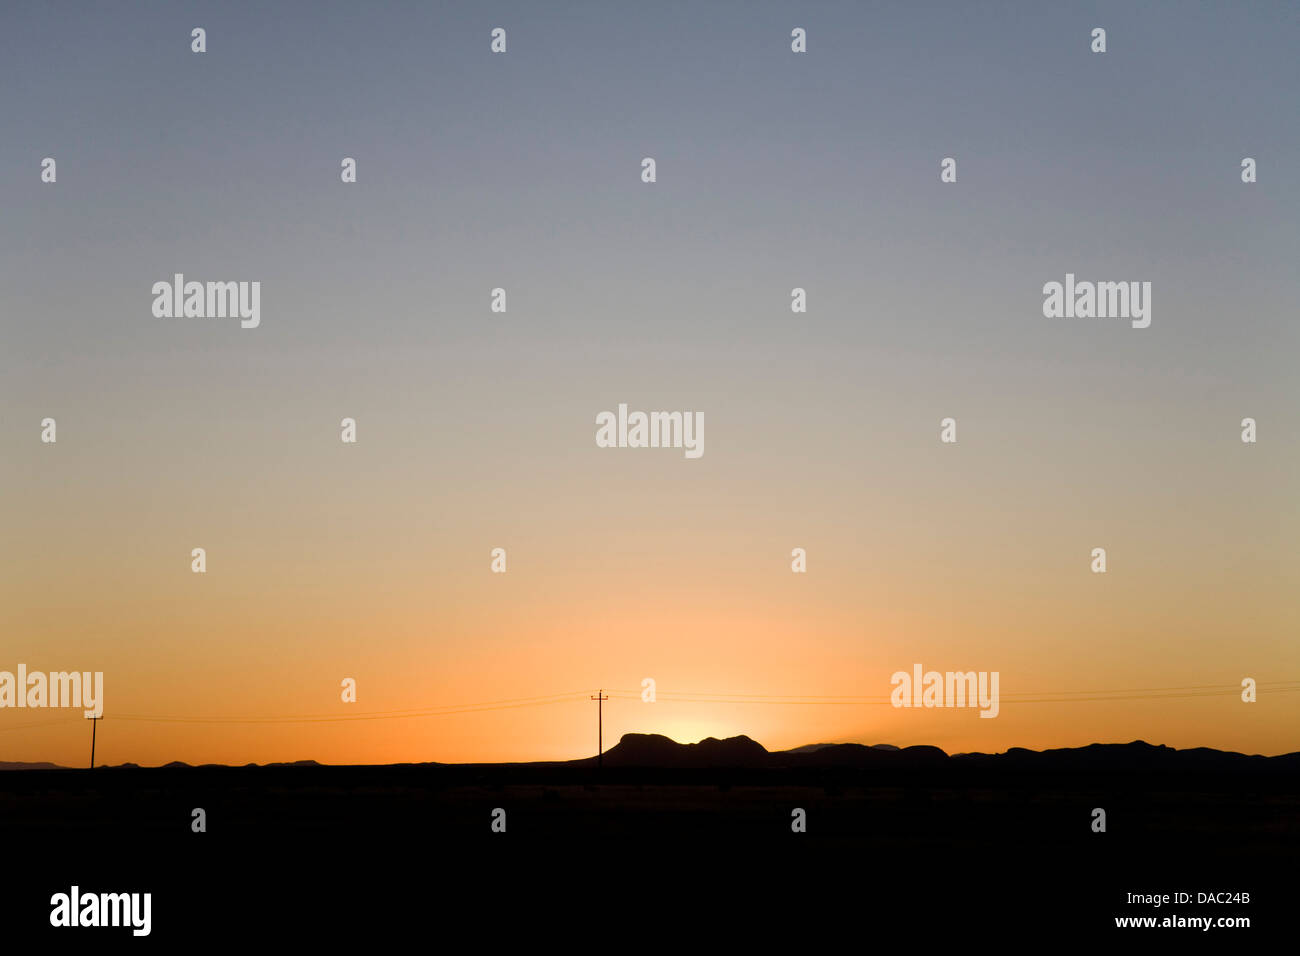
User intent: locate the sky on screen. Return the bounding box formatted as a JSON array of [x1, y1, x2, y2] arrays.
[[1, 1, 1297, 765]]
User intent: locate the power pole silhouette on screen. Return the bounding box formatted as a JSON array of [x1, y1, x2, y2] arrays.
[[86, 713, 102, 769], [590, 690, 608, 769]]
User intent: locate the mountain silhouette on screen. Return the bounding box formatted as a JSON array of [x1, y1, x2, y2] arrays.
[[772, 742, 948, 768], [786, 742, 900, 754], [561, 736, 1296, 771], [6, 737, 1297, 772], [592, 733, 769, 767]]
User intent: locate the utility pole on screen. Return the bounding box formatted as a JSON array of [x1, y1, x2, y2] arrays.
[[590, 690, 608, 769], [86, 713, 102, 769]]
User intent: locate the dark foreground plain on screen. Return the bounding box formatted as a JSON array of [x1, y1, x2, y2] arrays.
[[2, 740, 1294, 942]]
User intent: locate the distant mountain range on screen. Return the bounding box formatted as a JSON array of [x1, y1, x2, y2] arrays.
[[0, 759, 323, 771], [5, 736, 1296, 771], [572, 734, 1300, 771]]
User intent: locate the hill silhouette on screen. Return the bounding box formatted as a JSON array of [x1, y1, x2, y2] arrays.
[[560, 735, 1295, 771], [591, 733, 769, 767], [5, 736, 1297, 772]]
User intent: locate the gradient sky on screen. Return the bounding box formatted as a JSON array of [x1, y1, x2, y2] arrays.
[[2, 1, 1297, 766]]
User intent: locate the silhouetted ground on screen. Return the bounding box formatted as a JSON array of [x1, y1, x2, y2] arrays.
[[2, 741, 1293, 941]]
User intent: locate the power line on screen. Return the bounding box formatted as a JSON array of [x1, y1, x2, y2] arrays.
[[3, 680, 1295, 728], [606, 680, 1300, 705], [112, 692, 590, 724], [610, 680, 1300, 699], [0, 715, 77, 734]]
